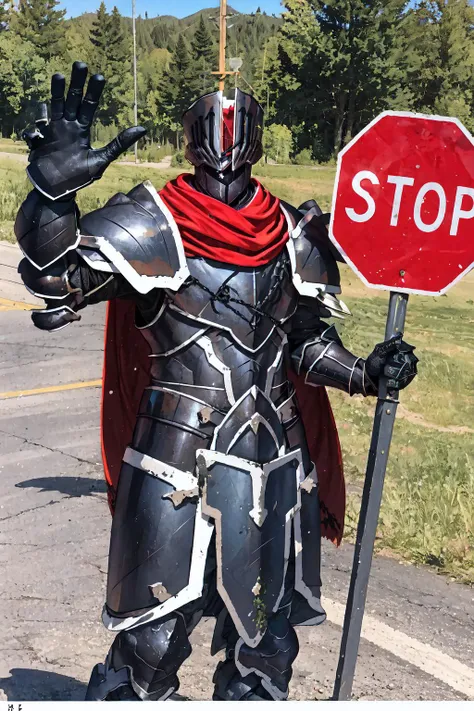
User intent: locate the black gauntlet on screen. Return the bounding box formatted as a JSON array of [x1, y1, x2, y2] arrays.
[[365, 335, 418, 391], [23, 61, 145, 200]]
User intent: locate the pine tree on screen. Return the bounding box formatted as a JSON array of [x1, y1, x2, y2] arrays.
[[190, 15, 217, 94], [0, 29, 49, 135], [151, 23, 168, 48], [390, 1, 442, 112], [13, 0, 66, 60], [272, 0, 408, 158], [90, 4, 133, 127], [436, 0, 474, 129], [160, 35, 196, 146], [390, 0, 474, 130], [137, 17, 154, 53], [90, 1, 111, 69], [191, 16, 215, 64]]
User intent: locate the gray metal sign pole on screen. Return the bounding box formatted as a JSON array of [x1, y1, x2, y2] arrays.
[[332, 290, 409, 701]]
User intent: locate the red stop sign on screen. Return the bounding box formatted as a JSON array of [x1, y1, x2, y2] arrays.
[[329, 112, 474, 295]]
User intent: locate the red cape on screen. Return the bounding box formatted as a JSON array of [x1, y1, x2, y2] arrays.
[[101, 299, 345, 545]]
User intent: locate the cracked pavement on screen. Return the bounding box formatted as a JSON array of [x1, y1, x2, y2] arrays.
[[0, 300, 473, 701]]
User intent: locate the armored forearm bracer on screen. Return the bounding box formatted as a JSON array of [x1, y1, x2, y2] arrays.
[[15, 189, 113, 330], [289, 296, 376, 397], [291, 324, 376, 396]]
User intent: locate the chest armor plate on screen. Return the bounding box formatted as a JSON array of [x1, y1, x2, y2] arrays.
[[165, 250, 298, 352]]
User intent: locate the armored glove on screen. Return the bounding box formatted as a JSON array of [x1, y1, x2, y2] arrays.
[[23, 61, 146, 200], [365, 334, 418, 392]]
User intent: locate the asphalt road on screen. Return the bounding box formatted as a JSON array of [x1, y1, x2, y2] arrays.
[[0, 245, 473, 702]]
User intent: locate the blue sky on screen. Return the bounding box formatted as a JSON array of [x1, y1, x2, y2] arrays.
[[62, 0, 284, 19]]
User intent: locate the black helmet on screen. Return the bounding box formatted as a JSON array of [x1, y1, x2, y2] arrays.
[[182, 88, 263, 204]]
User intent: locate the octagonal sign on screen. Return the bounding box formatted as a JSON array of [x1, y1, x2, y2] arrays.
[[329, 111, 474, 295]]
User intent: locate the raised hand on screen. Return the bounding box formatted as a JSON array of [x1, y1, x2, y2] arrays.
[[23, 61, 146, 201], [365, 334, 418, 391]]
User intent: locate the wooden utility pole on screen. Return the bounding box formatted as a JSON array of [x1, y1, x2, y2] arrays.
[[218, 0, 227, 92], [211, 0, 241, 92]]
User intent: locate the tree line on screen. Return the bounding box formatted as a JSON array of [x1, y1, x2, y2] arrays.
[[0, 0, 473, 162]]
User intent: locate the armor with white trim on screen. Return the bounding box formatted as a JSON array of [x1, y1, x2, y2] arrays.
[[17, 63, 418, 703], [16, 177, 378, 701]]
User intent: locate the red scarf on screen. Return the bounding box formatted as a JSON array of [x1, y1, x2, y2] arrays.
[[159, 173, 289, 267]]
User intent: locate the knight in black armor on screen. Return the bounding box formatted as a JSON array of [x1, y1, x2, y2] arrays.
[[15, 62, 418, 701]]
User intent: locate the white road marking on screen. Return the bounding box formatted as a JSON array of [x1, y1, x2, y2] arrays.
[[324, 598, 474, 699]]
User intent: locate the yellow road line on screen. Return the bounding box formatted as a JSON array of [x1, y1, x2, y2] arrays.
[[0, 297, 39, 311], [0, 379, 102, 400]]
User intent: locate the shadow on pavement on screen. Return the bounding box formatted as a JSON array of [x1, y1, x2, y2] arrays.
[[15, 476, 107, 497], [0, 668, 88, 700]]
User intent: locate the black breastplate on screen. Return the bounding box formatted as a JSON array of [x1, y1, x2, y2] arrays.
[[137, 250, 298, 413], [164, 251, 298, 351]]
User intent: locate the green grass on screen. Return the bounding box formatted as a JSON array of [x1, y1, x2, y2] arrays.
[[1, 154, 473, 582], [0, 138, 28, 155], [333, 285, 474, 582]]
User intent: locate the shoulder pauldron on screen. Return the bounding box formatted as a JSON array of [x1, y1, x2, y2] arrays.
[[79, 181, 189, 294], [281, 199, 350, 318]]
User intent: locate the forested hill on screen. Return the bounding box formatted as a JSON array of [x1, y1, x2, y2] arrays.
[[1, 0, 474, 164], [67, 6, 281, 58]]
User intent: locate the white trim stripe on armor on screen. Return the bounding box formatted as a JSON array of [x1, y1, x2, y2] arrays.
[[30, 304, 77, 333], [317, 291, 351, 317], [147, 384, 219, 409], [77, 247, 117, 273], [196, 335, 236, 404], [102, 499, 214, 632], [78, 180, 190, 294], [136, 299, 167, 330], [276, 389, 297, 422], [210, 384, 279, 450], [166, 302, 281, 354], [27, 170, 93, 203], [148, 325, 209, 358], [19, 230, 82, 272], [264, 333, 287, 396], [294, 463, 326, 617], [84, 234, 189, 295], [154, 380, 225, 391], [142, 180, 188, 273], [103, 449, 213, 633], [122, 447, 197, 491], [224, 412, 285, 459], [290, 205, 321, 239]]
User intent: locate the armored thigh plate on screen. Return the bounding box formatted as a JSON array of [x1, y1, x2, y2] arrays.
[[196, 385, 304, 648], [198, 447, 302, 647]]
